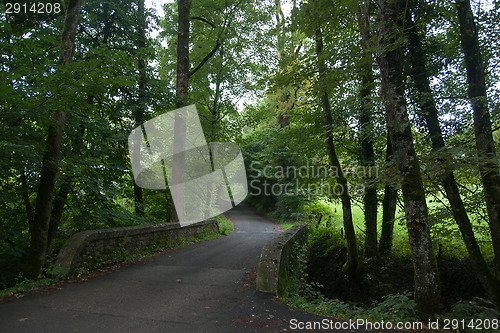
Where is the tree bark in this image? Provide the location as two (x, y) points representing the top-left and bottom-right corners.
(407, 12), (500, 310)
(456, 0), (500, 270)
(47, 121), (86, 247)
(48, 173), (72, 246)
(208, 49), (224, 142)
(275, 0), (289, 128)
(315, 28), (359, 277)
(176, 0), (192, 104)
(375, 0), (440, 315)
(133, 0), (147, 218)
(20, 168), (34, 229)
(379, 135), (398, 255)
(357, 8), (378, 258)
(171, 0), (192, 222)
(274, 0), (300, 128)
(24, 0), (83, 279)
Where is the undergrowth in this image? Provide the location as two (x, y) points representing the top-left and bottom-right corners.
(215, 214), (234, 235)
(282, 224), (498, 332)
(0, 215), (233, 299)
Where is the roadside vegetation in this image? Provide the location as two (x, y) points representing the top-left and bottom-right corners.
(0, 215), (233, 299)
(279, 206), (497, 331)
(249, 189), (498, 328)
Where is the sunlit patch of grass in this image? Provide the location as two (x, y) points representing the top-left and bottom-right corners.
(280, 221), (296, 230)
(215, 214), (234, 235)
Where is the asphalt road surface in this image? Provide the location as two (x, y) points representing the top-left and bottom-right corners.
(0, 203), (382, 333)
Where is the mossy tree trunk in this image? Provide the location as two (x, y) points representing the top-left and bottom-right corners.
(315, 27), (359, 277)
(407, 10), (500, 311)
(357, 6), (378, 258)
(379, 135), (398, 255)
(375, 0), (440, 316)
(456, 0), (500, 270)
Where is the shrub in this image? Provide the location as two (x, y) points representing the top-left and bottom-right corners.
(215, 214), (234, 236)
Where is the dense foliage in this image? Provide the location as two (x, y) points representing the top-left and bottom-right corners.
(2, 0), (500, 322)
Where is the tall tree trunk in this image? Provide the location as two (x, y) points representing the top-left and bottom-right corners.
(24, 0), (83, 279)
(275, 0), (289, 128)
(20, 168), (34, 229)
(176, 0), (191, 103)
(357, 8), (378, 258)
(375, 0), (440, 315)
(171, 0), (192, 222)
(379, 135), (398, 254)
(274, 0), (302, 128)
(315, 28), (359, 277)
(48, 173), (72, 246)
(133, 0), (147, 218)
(407, 12), (500, 310)
(208, 51), (223, 142)
(456, 0), (500, 270)
(47, 121), (86, 247)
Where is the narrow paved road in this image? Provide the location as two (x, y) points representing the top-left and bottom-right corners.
(0, 203), (374, 332)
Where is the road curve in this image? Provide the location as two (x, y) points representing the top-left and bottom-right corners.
(0, 203), (372, 332)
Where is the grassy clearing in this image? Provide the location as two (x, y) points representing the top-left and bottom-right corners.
(264, 193), (493, 263)
(297, 196), (494, 262)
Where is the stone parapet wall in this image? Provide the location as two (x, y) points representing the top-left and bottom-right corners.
(55, 220), (219, 276)
(256, 223), (308, 297)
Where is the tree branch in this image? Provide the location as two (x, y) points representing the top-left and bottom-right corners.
(188, 40), (221, 78)
(188, 0), (242, 79)
(191, 16), (216, 29)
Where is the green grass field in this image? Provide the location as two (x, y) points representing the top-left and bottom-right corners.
(285, 196), (494, 261)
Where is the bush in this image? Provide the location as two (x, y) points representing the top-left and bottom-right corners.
(283, 224), (422, 324)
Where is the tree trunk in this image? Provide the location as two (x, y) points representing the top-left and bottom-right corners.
(176, 0), (191, 103)
(48, 173), (72, 246)
(275, 0), (289, 128)
(134, 184), (144, 217)
(171, 0), (192, 222)
(208, 55), (223, 142)
(133, 0), (147, 218)
(274, 0), (301, 128)
(379, 135), (398, 255)
(456, 0), (500, 270)
(407, 12), (500, 310)
(315, 28), (359, 277)
(375, 0), (440, 315)
(24, 0), (83, 279)
(20, 168), (34, 229)
(47, 121), (86, 247)
(357, 8), (378, 258)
